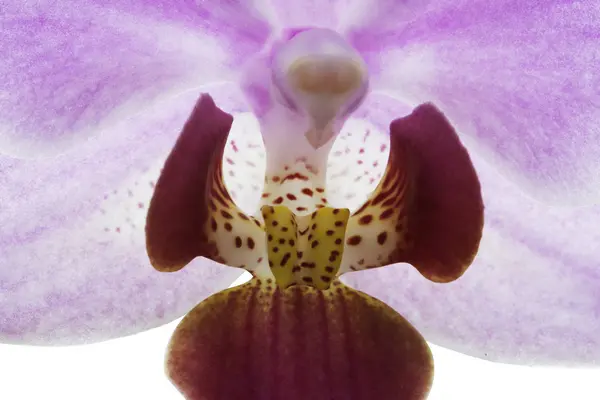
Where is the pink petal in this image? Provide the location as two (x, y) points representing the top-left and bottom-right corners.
(344, 139), (600, 365)
(349, 0), (600, 204)
(0, 0), (270, 158)
(0, 87), (246, 344)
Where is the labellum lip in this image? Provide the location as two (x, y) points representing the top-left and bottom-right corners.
(166, 278), (433, 400)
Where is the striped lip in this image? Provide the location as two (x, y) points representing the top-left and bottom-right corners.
(166, 277), (434, 400)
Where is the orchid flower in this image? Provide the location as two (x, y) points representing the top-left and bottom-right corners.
(1, 0), (599, 398)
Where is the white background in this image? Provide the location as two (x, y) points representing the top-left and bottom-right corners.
(1, 274), (599, 399)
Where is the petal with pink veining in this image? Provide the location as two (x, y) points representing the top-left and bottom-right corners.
(350, 0), (600, 204)
(0, 0), (270, 157)
(0, 88), (249, 345)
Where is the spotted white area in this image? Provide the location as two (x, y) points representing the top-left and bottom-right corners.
(220, 112), (390, 219)
(326, 117), (390, 212)
(90, 163), (163, 246)
(221, 112), (266, 217)
(259, 162), (329, 216)
(203, 156), (268, 272)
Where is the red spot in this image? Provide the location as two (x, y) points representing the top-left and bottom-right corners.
(231, 140), (239, 152)
(347, 236), (362, 246)
(358, 215), (373, 225)
(138, 202), (144, 209)
(282, 173), (309, 183)
(377, 231), (388, 245)
(115, 227), (121, 233)
(359, 148), (365, 154)
(226, 158), (235, 165)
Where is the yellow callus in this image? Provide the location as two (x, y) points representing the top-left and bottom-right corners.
(261, 205), (350, 289)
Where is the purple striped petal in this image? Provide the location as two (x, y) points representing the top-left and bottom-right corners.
(0, 0), (270, 158)
(348, 0), (600, 204)
(0, 86), (247, 344)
